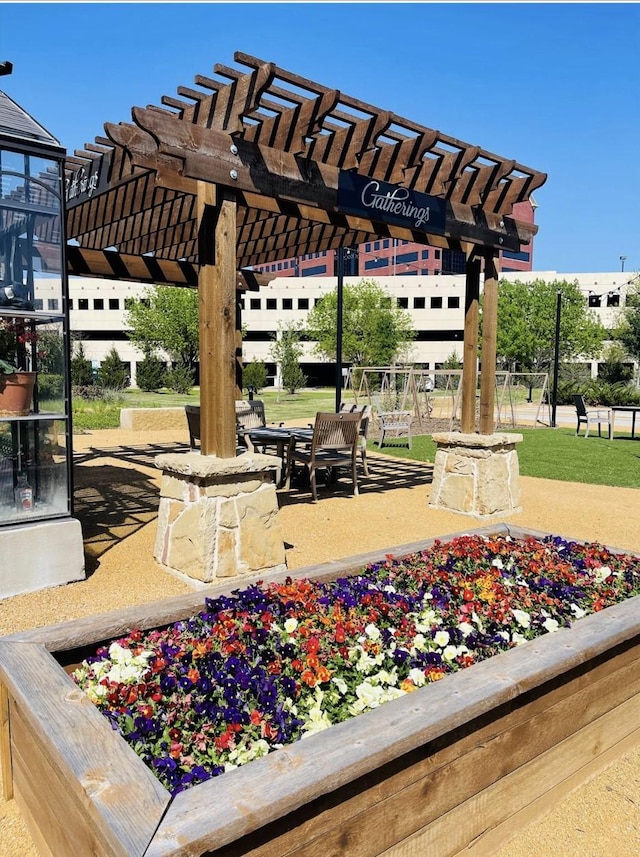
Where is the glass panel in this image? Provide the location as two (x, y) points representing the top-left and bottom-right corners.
(0, 417), (69, 523)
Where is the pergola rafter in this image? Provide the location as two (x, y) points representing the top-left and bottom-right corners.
(62, 50), (546, 456)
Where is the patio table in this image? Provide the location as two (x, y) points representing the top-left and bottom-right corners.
(246, 426), (314, 486)
(609, 405), (640, 440)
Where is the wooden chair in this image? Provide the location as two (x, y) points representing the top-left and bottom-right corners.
(185, 405), (201, 450)
(573, 394), (611, 438)
(339, 402), (372, 476)
(286, 411), (362, 502)
(235, 400), (267, 450)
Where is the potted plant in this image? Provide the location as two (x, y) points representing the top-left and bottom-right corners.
(0, 318), (37, 415)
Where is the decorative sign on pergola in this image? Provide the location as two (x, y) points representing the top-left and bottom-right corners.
(64, 51), (546, 457)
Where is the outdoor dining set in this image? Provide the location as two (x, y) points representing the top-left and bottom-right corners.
(185, 400), (374, 502)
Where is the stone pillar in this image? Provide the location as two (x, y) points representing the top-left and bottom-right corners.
(154, 452), (286, 584)
(429, 432), (523, 518)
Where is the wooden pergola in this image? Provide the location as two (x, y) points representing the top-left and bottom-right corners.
(64, 51), (546, 457)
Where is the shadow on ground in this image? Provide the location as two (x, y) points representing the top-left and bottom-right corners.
(73, 442), (434, 566)
(73, 442), (190, 574)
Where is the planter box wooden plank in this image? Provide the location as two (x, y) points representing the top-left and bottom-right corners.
(1, 524), (639, 857)
(0, 640), (169, 857)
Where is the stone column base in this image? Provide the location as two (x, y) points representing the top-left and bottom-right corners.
(429, 432), (523, 519)
(154, 452), (287, 584)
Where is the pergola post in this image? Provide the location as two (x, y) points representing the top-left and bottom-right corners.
(461, 255), (481, 433)
(479, 248), (499, 435)
(197, 182), (237, 458)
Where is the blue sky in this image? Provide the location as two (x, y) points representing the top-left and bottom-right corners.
(1, 2), (638, 275)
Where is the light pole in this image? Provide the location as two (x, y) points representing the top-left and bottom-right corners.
(620, 255), (627, 272)
(551, 290), (562, 428)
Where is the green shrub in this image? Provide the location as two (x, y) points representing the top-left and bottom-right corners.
(136, 354), (167, 392)
(98, 347), (129, 390)
(165, 365), (194, 394)
(70, 341), (94, 387)
(242, 359), (267, 392)
(37, 373), (64, 400)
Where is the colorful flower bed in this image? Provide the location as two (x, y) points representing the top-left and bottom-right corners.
(73, 533), (640, 795)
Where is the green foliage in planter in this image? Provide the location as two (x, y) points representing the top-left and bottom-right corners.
(556, 378), (640, 407)
(135, 353), (167, 392)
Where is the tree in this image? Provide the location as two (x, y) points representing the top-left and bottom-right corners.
(125, 286), (200, 373)
(616, 277), (640, 382)
(97, 346), (129, 390)
(306, 279), (415, 368)
(135, 352), (167, 392)
(270, 322), (307, 394)
(70, 340), (94, 387)
(242, 358), (267, 392)
(489, 278), (607, 373)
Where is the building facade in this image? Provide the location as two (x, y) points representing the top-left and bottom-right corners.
(40, 268), (636, 388)
(251, 201), (537, 280)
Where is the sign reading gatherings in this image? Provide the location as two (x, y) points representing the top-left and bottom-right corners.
(65, 152), (111, 207)
(337, 172), (446, 234)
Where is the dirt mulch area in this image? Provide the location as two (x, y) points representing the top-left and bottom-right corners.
(0, 427), (639, 856)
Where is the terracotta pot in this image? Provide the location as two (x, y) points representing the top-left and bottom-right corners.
(0, 371), (36, 416)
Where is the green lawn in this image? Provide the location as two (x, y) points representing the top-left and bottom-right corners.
(71, 387), (640, 490)
(370, 428), (640, 489)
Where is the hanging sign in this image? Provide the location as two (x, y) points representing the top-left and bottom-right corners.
(337, 171), (446, 234)
(65, 152), (112, 207)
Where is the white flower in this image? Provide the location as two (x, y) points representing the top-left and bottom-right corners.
(433, 630), (450, 648)
(492, 557), (504, 570)
(512, 609), (531, 629)
(512, 631), (528, 646)
(365, 623), (381, 641)
(594, 566), (612, 583)
(284, 617), (298, 634)
(543, 617), (560, 633)
(442, 645), (458, 662)
(408, 667), (426, 687)
(570, 603), (587, 619)
(332, 676), (348, 695)
(355, 680), (385, 708)
(411, 633), (428, 652)
(457, 621), (474, 638)
(301, 705), (332, 737)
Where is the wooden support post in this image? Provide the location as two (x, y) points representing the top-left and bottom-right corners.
(197, 182), (237, 458)
(479, 249), (499, 435)
(461, 255), (481, 434)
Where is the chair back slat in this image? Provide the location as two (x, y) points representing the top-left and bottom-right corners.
(313, 412), (362, 451)
(235, 400), (266, 431)
(573, 395), (588, 417)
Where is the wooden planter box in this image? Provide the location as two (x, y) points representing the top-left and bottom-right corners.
(1, 524), (640, 857)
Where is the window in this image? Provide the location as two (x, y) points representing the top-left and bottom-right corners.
(382, 239), (389, 249)
(282, 298), (293, 310)
(430, 296), (443, 309)
(109, 298), (119, 310)
(501, 250), (531, 262)
(302, 264), (327, 276)
(124, 297), (134, 310)
(397, 297), (409, 309)
(588, 294), (601, 308)
(250, 298), (261, 310)
(33, 299), (43, 310)
(314, 297), (322, 306)
(298, 298), (309, 310)
(421, 249), (429, 260)
(373, 240), (380, 251)
(266, 298), (277, 310)
(448, 296), (460, 309)
(607, 293), (620, 307)
(413, 297), (426, 309)
(434, 250), (441, 260)
(93, 298), (104, 310)
(78, 298), (89, 310)
(47, 298), (59, 311)
(277, 263), (282, 271)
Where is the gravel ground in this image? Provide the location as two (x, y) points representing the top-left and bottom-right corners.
(0, 426), (639, 856)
